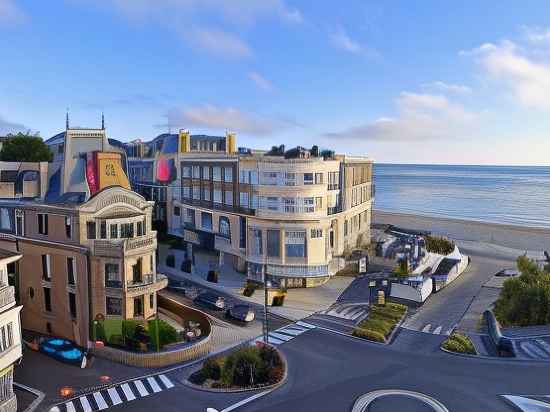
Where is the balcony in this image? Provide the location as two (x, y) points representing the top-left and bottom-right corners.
(214, 235), (234, 254)
(0, 286), (15, 310)
(92, 233), (157, 258)
(125, 273), (168, 298)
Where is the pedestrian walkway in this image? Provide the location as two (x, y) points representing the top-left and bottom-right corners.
(252, 321), (316, 346)
(513, 337), (550, 360)
(501, 394), (550, 411)
(317, 303), (369, 322)
(402, 323), (456, 336)
(49, 373), (175, 412)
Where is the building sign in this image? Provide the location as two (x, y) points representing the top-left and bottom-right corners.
(86, 152), (130, 194)
(359, 256), (368, 274)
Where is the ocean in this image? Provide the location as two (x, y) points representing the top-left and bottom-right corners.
(374, 164), (550, 229)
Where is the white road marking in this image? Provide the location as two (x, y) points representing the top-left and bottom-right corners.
(133, 380), (149, 397)
(219, 390), (272, 412)
(276, 327), (304, 336)
(296, 321), (316, 329)
(159, 374), (174, 389)
(79, 396), (92, 412)
(433, 326), (443, 335)
(107, 387), (123, 405)
(268, 331), (293, 341)
(267, 335), (284, 345)
(65, 401), (76, 412)
(422, 324), (432, 333)
(120, 383), (136, 401)
(93, 391), (109, 410)
(502, 395), (550, 411)
(147, 377), (162, 393)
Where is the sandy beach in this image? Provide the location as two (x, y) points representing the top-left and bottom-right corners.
(374, 209), (550, 254)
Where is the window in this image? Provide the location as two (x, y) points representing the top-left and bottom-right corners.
(100, 221), (107, 239)
(250, 170), (259, 185)
(303, 197), (315, 213)
(224, 190), (233, 206)
(311, 229), (323, 238)
(106, 297), (122, 315)
(38, 213), (48, 235)
(266, 197), (279, 211)
(285, 172), (296, 186)
(203, 186), (211, 201)
(41, 254), (50, 280)
(182, 184), (191, 198)
(251, 193), (259, 209)
(65, 216), (71, 238)
(193, 185), (200, 200)
(15, 210), (23, 236)
(315, 173), (324, 184)
(174, 206), (180, 216)
(67, 257), (76, 285)
(224, 167), (233, 182)
(283, 197), (295, 213)
(239, 170), (249, 184)
(150, 294), (154, 309)
(121, 223), (134, 238)
(262, 171), (279, 185)
(134, 296), (144, 317)
(68, 293), (77, 318)
(344, 220), (348, 236)
(213, 188), (222, 204)
(213, 166), (221, 181)
(192, 165), (200, 178)
(285, 231), (306, 257)
(202, 166), (210, 180)
(219, 216), (231, 238)
(110, 224), (118, 238)
(137, 220), (143, 236)
(201, 212), (212, 230)
(105, 263), (121, 287)
(251, 229), (263, 255)
(239, 216), (246, 249)
(87, 221), (96, 239)
(43, 287), (52, 312)
(239, 192), (249, 207)
(267, 230), (280, 257)
(328, 172), (340, 190)
(315, 197), (323, 211)
(186, 209), (195, 228)
(182, 166), (191, 178)
(58, 144), (64, 154)
(303, 173), (313, 185)
(0, 323), (13, 353)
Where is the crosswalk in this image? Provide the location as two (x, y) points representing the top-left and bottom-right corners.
(317, 304), (369, 323)
(515, 338), (550, 360)
(49, 373), (175, 412)
(253, 321), (316, 346)
(414, 323), (455, 336)
(501, 395), (550, 410)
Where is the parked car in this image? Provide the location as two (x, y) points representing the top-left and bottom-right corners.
(194, 292), (225, 310)
(495, 269), (519, 277)
(226, 304), (255, 323)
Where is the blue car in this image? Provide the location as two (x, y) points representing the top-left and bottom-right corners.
(39, 338), (88, 368)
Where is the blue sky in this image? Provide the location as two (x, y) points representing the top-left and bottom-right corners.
(2, 0), (550, 165)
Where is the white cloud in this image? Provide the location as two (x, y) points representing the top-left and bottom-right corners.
(248, 71), (273, 91)
(422, 81), (472, 95)
(522, 26), (550, 44)
(323, 92), (477, 142)
(464, 39), (550, 110)
(0, 0), (27, 26)
(165, 105), (288, 136)
(330, 27), (363, 54)
(186, 28), (251, 58)
(0, 114), (27, 135)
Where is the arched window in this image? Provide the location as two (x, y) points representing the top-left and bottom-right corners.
(219, 216), (231, 238)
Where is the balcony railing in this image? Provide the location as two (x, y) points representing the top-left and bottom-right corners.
(0, 285), (15, 309)
(93, 233), (157, 257)
(105, 279), (123, 288)
(127, 273), (154, 288)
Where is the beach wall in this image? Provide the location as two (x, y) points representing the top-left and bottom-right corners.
(374, 210), (550, 252)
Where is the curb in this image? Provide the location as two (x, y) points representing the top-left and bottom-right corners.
(182, 344), (288, 394)
(14, 382), (45, 412)
(438, 345), (550, 363)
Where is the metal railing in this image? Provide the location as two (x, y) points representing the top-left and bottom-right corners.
(127, 273), (155, 288)
(0, 285), (15, 309)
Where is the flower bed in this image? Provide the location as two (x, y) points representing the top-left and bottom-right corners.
(352, 303), (407, 343)
(442, 332), (477, 355)
(189, 344), (285, 390)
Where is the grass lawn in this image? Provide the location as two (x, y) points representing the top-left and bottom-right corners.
(352, 303), (407, 343)
(441, 332), (477, 355)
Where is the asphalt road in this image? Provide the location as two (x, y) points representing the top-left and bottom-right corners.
(96, 327), (550, 412)
(402, 241), (517, 336)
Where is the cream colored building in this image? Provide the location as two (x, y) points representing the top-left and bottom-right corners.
(125, 131), (374, 288)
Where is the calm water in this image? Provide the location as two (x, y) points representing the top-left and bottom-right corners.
(374, 164), (550, 228)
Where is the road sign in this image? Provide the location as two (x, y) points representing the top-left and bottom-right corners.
(359, 256), (368, 273)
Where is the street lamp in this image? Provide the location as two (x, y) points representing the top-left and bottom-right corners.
(263, 264), (272, 344)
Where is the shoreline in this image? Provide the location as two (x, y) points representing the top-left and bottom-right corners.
(373, 209), (550, 253)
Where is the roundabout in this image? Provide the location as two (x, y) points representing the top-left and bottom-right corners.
(352, 389), (449, 412)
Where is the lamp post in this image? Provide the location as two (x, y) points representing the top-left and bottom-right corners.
(263, 263), (271, 344)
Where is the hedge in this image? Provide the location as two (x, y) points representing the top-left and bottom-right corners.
(352, 303), (407, 343)
(442, 332), (477, 355)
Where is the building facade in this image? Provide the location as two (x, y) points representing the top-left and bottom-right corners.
(0, 122), (166, 350)
(124, 130), (374, 288)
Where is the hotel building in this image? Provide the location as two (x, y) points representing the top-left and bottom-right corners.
(124, 131), (374, 288)
(0, 121), (166, 350)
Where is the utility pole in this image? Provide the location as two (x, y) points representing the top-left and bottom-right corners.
(263, 262), (269, 344)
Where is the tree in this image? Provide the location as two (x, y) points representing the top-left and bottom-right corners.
(0, 133), (53, 162)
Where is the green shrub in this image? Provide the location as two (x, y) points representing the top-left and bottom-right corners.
(442, 333), (476, 354)
(122, 320), (142, 340)
(352, 328), (385, 342)
(202, 357), (222, 380)
(189, 370), (206, 385)
(425, 235), (455, 255)
(148, 319), (179, 349)
(221, 347), (265, 387)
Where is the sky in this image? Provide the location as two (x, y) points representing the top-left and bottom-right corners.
(2, 1), (550, 165)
